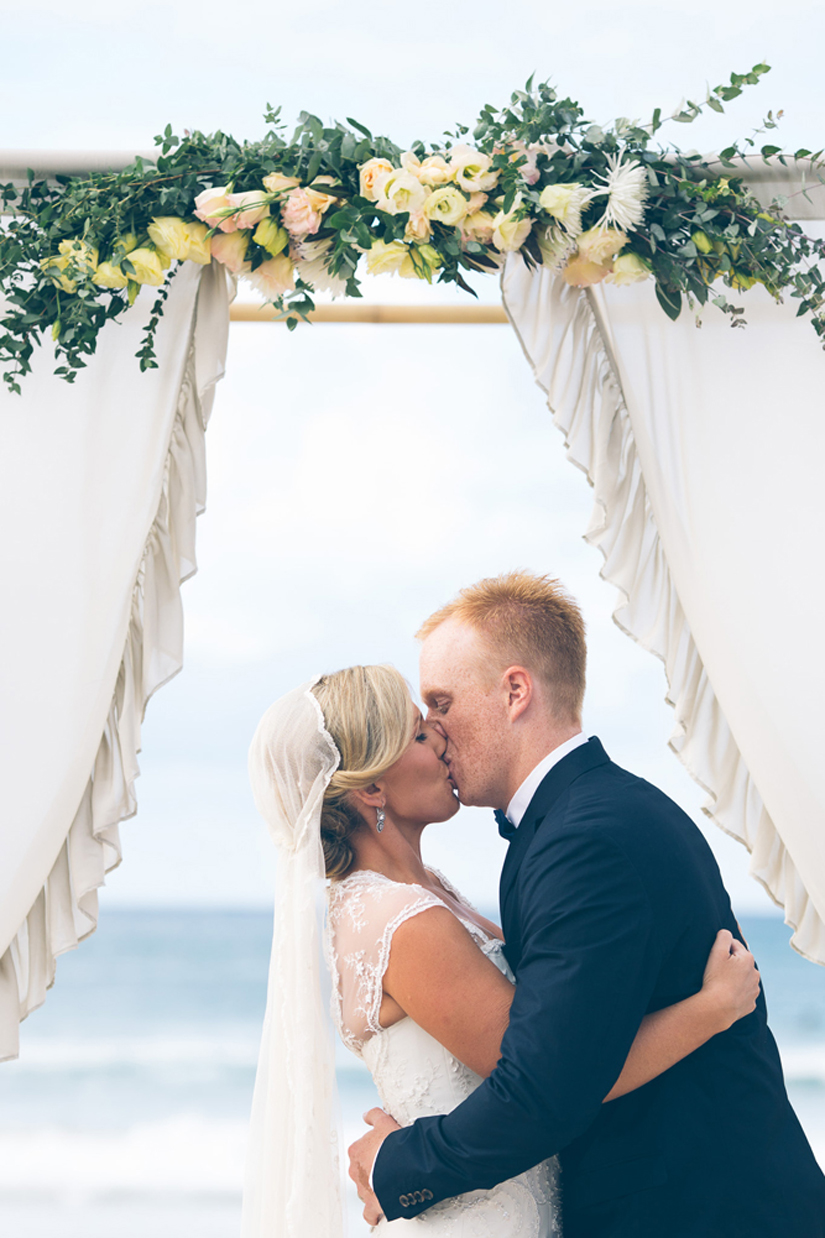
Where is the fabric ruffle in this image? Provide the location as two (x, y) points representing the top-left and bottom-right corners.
(0, 264), (231, 1061)
(501, 259), (824, 965)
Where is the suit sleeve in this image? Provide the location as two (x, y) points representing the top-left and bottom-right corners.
(372, 828), (659, 1221)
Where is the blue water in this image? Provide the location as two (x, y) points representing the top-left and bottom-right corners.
(0, 910), (822, 1237)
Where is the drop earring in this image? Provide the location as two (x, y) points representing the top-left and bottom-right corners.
(376, 806), (386, 834)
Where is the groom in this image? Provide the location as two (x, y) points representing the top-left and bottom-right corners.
(349, 571), (825, 1236)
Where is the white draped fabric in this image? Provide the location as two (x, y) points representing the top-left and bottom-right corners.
(502, 203), (825, 965)
(0, 261), (232, 1059)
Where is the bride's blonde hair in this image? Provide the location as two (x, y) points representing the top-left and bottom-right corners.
(311, 665), (418, 880)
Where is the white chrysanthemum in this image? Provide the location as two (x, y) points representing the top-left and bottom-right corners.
(295, 256), (349, 298)
(595, 152), (649, 231)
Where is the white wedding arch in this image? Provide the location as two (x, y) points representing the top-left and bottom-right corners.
(0, 153), (823, 1060)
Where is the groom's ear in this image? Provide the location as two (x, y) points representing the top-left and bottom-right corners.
(502, 666), (533, 721)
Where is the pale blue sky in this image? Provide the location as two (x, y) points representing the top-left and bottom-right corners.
(5, 0), (822, 913)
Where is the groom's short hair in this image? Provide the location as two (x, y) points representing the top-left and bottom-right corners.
(417, 570), (586, 722)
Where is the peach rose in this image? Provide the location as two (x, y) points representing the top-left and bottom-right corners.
(576, 226), (627, 267)
(281, 188), (323, 238)
(262, 172), (301, 194)
(193, 186), (238, 233)
(404, 211), (433, 243)
(359, 157), (394, 201)
(243, 253), (295, 298)
(561, 256), (612, 287)
(304, 175), (338, 215)
(211, 230), (250, 273)
(226, 191), (270, 230)
(461, 210), (497, 245)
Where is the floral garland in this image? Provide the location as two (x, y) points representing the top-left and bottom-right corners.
(1, 64), (823, 392)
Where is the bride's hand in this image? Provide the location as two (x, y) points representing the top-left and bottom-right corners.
(700, 929), (761, 1032)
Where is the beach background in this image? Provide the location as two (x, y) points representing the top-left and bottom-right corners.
(0, 907), (822, 1238)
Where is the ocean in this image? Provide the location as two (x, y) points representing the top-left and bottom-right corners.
(1, 910), (822, 1237)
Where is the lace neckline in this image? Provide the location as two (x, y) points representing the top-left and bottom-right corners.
(334, 866), (497, 945)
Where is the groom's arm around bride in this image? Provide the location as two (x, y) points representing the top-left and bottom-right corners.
(353, 572), (825, 1238)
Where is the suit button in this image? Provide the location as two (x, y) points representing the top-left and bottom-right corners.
(399, 1194), (410, 1207)
(422, 1189), (433, 1201)
(413, 1190), (423, 1203)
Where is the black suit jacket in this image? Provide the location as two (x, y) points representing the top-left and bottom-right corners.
(373, 739), (825, 1236)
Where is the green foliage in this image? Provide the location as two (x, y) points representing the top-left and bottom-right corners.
(1, 63), (824, 392)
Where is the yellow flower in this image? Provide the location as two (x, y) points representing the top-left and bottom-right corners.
(183, 221), (212, 265)
(399, 243), (442, 281)
(253, 217), (289, 257)
(365, 239), (409, 276)
(423, 185), (469, 227)
(147, 217), (191, 260)
(41, 239), (99, 292)
(93, 261), (129, 289)
(606, 252), (651, 285)
(123, 247), (165, 286)
(691, 230), (713, 255)
(561, 256), (612, 287)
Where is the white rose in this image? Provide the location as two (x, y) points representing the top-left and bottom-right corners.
(491, 197), (532, 252)
(374, 169), (428, 216)
(448, 143), (499, 192)
(418, 155), (452, 186)
(423, 185), (469, 227)
(538, 183), (592, 237)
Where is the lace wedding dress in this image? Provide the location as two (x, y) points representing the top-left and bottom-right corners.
(326, 868), (562, 1236)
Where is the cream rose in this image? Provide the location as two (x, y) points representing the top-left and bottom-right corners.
(538, 183), (592, 238)
(253, 217), (289, 257)
(211, 230), (250, 273)
(607, 251), (651, 285)
(404, 211), (433, 243)
(365, 239), (409, 276)
(418, 155), (452, 186)
(423, 185), (469, 227)
(262, 172), (301, 194)
(359, 157), (394, 201)
(491, 198), (532, 252)
(374, 169), (428, 216)
(576, 226), (627, 266)
(243, 253), (295, 298)
(461, 210), (497, 245)
(448, 144), (499, 193)
(123, 247), (165, 286)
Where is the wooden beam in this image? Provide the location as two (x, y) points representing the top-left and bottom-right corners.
(229, 302), (509, 324)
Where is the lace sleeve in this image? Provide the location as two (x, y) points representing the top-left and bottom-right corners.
(326, 871), (446, 1055)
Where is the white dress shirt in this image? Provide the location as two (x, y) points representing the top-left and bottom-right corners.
(504, 732), (589, 827)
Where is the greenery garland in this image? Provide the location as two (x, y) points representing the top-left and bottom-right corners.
(1, 64), (823, 393)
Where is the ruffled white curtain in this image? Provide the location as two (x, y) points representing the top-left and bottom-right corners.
(0, 260), (232, 1060)
(502, 175), (825, 964)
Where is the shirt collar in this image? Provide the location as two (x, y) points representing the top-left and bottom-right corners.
(505, 733), (589, 828)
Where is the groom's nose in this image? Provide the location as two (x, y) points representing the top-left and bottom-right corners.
(428, 717), (448, 742)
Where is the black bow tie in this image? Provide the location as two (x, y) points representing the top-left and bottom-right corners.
(495, 809), (516, 839)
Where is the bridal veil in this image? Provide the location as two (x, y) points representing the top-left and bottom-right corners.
(243, 678), (344, 1238)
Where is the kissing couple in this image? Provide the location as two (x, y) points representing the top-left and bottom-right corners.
(244, 571), (825, 1237)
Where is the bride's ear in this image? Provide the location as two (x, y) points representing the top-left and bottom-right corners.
(350, 782), (384, 811)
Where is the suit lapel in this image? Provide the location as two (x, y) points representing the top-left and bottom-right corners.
(499, 738), (610, 946)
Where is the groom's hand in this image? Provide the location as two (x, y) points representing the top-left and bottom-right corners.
(348, 1107), (401, 1226)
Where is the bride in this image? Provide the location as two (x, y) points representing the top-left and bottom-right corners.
(241, 665), (760, 1237)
